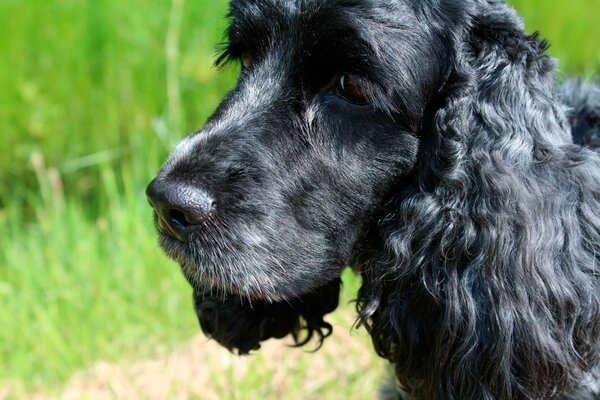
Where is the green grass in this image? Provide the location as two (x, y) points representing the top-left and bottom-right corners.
(0, 0), (237, 391)
(0, 0), (237, 203)
(0, 0), (599, 396)
(0, 155), (195, 390)
(509, 0), (600, 76)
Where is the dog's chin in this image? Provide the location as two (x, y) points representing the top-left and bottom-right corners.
(157, 230), (315, 302)
(181, 267), (279, 302)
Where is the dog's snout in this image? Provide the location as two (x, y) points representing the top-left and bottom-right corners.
(146, 178), (215, 241)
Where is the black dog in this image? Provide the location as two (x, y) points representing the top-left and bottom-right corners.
(147, 0), (600, 398)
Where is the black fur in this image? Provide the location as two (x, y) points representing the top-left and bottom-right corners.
(148, 0), (600, 398)
(194, 278), (340, 354)
(559, 80), (600, 148)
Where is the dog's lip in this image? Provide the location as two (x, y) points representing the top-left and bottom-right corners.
(153, 210), (206, 242)
(156, 216), (179, 238)
(151, 211), (182, 242)
(157, 226), (188, 247)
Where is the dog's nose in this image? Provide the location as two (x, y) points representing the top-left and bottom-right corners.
(146, 178), (215, 241)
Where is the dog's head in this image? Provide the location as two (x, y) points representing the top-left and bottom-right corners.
(147, 0), (469, 301)
(147, 1), (600, 397)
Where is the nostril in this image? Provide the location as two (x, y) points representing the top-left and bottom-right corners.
(169, 209), (193, 228)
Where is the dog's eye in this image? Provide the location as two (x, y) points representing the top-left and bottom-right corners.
(241, 52), (252, 69)
(337, 74), (368, 105)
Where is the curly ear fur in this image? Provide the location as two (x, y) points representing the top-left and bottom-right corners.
(356, 5), (600, 400)
(194, 278), (341, 355)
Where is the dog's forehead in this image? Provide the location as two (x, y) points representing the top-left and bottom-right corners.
(228, 0), (410, 21)
(226, 0), (423, 51)
(270, 0), (404, 12)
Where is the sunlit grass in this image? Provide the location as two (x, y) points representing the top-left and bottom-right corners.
(509, 0), (600, 77)
(0, 0), (236, 387)
(0, 153), (196, 390)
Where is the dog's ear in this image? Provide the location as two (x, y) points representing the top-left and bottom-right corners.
(356, 8), (600, 399)
(194, 278), (341, 354)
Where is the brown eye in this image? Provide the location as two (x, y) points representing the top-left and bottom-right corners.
(241, 52), (252, 69)
(338, 73), (368, 104)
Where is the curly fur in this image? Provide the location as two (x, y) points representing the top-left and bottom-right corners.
(194, 278), (340, 354)
(148, 0), (600, 398)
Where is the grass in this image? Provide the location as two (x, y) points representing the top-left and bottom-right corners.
(1, 163), (187, 385)
(0, 0), (236, 392)
(509, 0), (600, 76)
(0, 0), (599, 397)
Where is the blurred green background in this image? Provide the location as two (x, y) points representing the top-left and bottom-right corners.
(0, 0), (598, 398)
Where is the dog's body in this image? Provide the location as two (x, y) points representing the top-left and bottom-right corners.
(147, 1), (600, 398)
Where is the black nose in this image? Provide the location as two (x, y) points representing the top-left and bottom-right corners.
(146, 178), (215, 241)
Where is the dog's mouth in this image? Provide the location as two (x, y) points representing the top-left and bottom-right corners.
(153, 216), (296, 302)
(155, 225), (239, 294)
